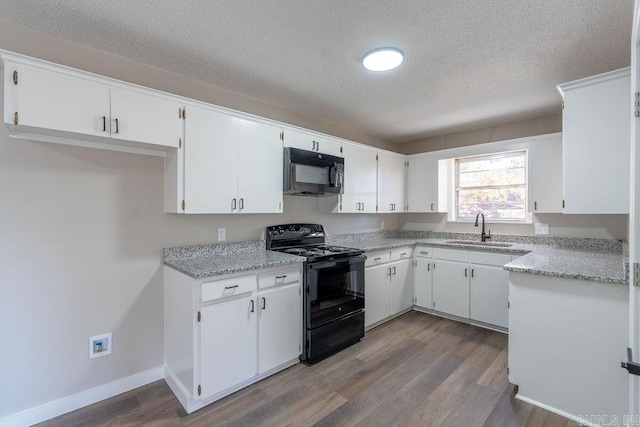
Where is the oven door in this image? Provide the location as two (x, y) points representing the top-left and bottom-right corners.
(306, 255), (365, 329)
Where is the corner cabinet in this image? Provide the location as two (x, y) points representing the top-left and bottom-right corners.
(164, 264), (302, 414)
(3, 52), (181, 156)
(164, 104), (283, 214)
(557, 68), (631, 214)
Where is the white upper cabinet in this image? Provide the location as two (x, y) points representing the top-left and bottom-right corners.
(377, 152), (406, 213)
(406, 153), (440, 212)
(319, 143), (377, 213)
(237, 118), (283, 214)
(282, 128), (342, 156)
(3, 53), (181, 155)
(109, 86), (181, 148)
(166, 105), (283, 214)
(180, 104), (239, 214)
(557, 68), (631, 214)
(528, 133), (563, 214)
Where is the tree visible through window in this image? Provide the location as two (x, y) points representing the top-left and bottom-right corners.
(455, 151), (527, 221)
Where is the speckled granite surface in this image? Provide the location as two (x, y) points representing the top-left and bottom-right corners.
(327, 231), (628, 285)
(163, 241), (305, 279)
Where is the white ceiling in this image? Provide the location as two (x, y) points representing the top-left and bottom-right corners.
(0, 0), (633, 143)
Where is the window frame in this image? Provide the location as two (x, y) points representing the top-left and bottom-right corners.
(453, 149), (529, 223)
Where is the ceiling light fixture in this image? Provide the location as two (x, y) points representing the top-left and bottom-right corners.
(362, 47), (404, 72)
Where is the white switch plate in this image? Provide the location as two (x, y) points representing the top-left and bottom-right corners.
(218, 228), (226, 241)
(380, 221), (385, 230)
(534, 223), (549, 235)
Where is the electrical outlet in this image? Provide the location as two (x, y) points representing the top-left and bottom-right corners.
(534, 223), (549, 235)
(380, 221), (385, 230)
(218, 228), (226, 241)
(89, 333), (112, 359)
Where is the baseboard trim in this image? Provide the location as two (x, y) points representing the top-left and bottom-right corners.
(0, 367), (164, 427)
(515, 393), (598, 427)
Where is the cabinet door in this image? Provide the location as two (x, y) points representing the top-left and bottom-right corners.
(183, 105), (239, 213)
(391, 259), (413, 315)
(469, 265), (509, 328)
(432, 260), (469, 318)
(282, 128), (342, 156)
(528, 135), (563, 213)
(414, 257), (433, 309)
(378, 153), (406, 213)
(258, 283), (301, 374)
(200, 295), (257, 399)
(365, 264), (391, 327)
(9, 63), (110, 137)
(110, 87), (180, 147)
(407, 154), (438, 212)
(560, 70), (630, 214)
(237, 119), (284, 213)
(341, 144), (377, 213)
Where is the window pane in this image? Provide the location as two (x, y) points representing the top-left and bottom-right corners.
(458, 168), (525, 187)
(455, 150), (527, 222)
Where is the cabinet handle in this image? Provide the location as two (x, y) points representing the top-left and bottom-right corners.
(312, 141), (316, 151)
(261, 297), (266, 310)
(427, 263), (431, 271)
(392, 266), (396, 275)
(471, 269), (475, 278)
(430, 203), (434, 211)
(420, 251), (429, 255)
(374, 257), (382, 261)
(102, 116), (106, 132)
(114, 118), (119, 134)
(239, 198), (244, 210)
(534, 201), (538, 211)
(465, 268), (468, 277)
(387, 267), (391, 276)
(400, 252), (407, 256)
(250, 300), (255, 313)
(275, 275), (287, 280)
(433, 263), (436, 270)
(224, 285), (239, 290)
(316, 141), (320, 152)
(232, 198), (237, 210)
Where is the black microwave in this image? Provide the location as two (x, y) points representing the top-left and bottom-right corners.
(283, 147), (344, 196)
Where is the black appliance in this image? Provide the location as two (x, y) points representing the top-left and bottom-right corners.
(283, 147), (344, 196)
(266, 223), (365, 364)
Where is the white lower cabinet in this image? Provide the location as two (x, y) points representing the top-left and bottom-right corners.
(426, 248), (512, 329)
(364, 247), (413, 328)
(164, 264), (302, 414)
(413, 247), (433, 309)
(258, 282), (302, 374)
(433, 258), (470, 318)
(200, 294), (257, 399)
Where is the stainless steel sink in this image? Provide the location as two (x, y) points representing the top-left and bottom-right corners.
(446, 240), (514, 248)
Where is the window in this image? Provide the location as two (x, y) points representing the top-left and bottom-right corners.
(455, 150), (527, 221)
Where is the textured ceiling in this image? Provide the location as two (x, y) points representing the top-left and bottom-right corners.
(0, 0), (633, 142)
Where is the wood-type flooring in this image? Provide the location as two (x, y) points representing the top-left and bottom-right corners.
(39, 311), (578, 427)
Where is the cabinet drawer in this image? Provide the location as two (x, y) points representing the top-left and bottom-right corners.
(202, 274), (256, 302)
(433, 248), (468, 262)
(415, 247), (433, 258)
(259, 267), (301, 289)
(391, 247), (413, 261)
(468, 251), (512, 267)
(366, 250), (391, 267)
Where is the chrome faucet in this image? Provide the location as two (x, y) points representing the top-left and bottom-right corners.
(474, 213), (491, 242)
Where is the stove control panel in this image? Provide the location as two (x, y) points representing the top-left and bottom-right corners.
(267, 223), (325, 240)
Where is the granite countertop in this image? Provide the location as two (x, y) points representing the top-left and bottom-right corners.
(164, 232), (628, 284)
(327, 231), (628, 285)
(163, 240), (305, 279)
